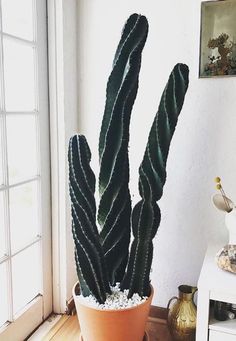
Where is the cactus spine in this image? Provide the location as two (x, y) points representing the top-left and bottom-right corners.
(121, 64), (189, 297)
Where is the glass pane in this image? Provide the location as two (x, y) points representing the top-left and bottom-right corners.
(2, 0), (34, 41)
(12, 243), (41, 315)
(0, 262), (8, 327)
(0, 125), (3, 185)
(7, 115), (38, 184)
(3, 38), (36, 111)
(9, 182), (39, 253)
(0, 192), (6, 258)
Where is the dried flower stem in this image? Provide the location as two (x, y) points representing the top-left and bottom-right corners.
(215, 177), (231, 212)
(221, 188), (231, 212)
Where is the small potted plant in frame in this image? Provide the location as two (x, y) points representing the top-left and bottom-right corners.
(68, 13), (189, 341)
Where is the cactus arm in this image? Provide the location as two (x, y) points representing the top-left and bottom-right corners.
(69, 134), (97, 233)
(97, 14), (148, 284)
(100, 190), (131, 283)
(139, 63), (189, 201)
(71, 203), (107, 303)
(99, 14), (147, 160)
(121, 198), (160, 296)
(98, 15), (148, 192)
(112, 14), (141, 67)
(69, 135), (111, 303)
(121, 63), (189, 297)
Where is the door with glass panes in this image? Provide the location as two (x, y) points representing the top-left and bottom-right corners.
(0, 0), (52, 339)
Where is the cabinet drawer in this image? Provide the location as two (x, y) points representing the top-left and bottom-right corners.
(209, 330), (236, 341)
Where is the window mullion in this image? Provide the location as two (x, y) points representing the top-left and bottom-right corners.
(0, 111), (39, 115)
(1, 32), (36, 47)
(0, 175), (41, 192)
(0, 0), (13, 323)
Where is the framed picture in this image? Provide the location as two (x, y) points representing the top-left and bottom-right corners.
(200, 0), (236, 77)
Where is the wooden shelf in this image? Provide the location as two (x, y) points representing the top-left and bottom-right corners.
(209, 317), (236, 334)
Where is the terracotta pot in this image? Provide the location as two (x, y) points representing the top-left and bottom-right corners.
(73, 282), (153, 341)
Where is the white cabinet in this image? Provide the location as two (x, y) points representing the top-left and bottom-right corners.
(196, 244), (236, 341)
(209, 330), (236, 341)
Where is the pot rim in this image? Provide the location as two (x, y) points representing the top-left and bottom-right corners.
(72, 281), (154, 313)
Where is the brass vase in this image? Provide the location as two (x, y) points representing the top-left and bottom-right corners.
(167, 285), (197, 341)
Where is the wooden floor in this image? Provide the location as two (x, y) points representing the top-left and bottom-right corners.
(42, 314), (172, 341)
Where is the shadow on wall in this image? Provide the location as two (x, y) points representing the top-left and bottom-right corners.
(152, 77), (230, 307)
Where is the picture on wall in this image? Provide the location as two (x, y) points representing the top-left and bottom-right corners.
(200, 0), (236, 77)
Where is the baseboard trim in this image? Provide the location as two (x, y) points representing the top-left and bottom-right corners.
(66, 296), (76, 315)
(149, 305), (168, 320)
(35, 304), (169, 340)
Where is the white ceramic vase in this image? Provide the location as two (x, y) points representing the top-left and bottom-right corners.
(212, 194), (236, 273)
(212, 193), (236, 244)
(225, 208), (236, 245)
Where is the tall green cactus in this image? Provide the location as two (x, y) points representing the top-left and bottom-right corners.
(98, 14), (148, 284)
(121, 64), (189, 297)
(68, 13), (189, 305)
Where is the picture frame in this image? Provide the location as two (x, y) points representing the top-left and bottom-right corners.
(199, 0), (236, 78)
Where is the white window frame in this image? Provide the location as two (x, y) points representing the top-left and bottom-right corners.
(47, 0), (78, 314)
(0, 0), (52, 339)
(0, 1), (78, 338)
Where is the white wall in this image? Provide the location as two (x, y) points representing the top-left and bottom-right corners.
(76, 0), (236, 307)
